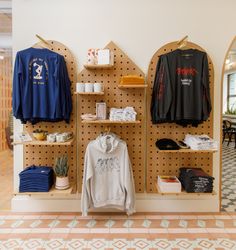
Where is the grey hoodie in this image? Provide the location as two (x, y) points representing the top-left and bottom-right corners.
(81, 133), (135, 216)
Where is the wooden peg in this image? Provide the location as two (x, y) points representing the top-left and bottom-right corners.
(177, 35), (188, 45)
(35, 34), (50, 46)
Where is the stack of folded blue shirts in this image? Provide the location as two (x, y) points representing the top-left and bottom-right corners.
(19, 165), (54, 192)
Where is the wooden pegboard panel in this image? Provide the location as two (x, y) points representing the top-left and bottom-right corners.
(146, 41), (214, 193)
(0, 53), (12, 151)
(24, 41), (77, 189)
(77, 41), (145, 193)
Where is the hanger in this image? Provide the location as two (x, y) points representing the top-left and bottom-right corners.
(101, 126), (111, 136)
(177, 35), (194, 50)
(32, 34), (52, 49)
(104, 126), (111, 135)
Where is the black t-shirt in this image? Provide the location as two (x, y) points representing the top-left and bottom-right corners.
(151, 49), (211, 127)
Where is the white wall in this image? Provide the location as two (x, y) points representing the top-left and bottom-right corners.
(12, 0), (236, 212)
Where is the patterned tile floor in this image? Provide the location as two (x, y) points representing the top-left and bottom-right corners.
(0, 212), (236, 249)
(222, 142), (236, 212)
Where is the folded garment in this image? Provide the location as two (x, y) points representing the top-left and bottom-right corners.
(20, 166), (53, 176)
(184, 134), (218, 150)
(109, 107), (137, 121)
(19, 165), (54, 193)
(120, 75), (145, 85)
(179, 167), (214, 193)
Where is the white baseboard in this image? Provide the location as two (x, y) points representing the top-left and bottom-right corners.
(11, 193), (219, 213)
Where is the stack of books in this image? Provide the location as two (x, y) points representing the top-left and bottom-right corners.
(157, 176), (182, 193)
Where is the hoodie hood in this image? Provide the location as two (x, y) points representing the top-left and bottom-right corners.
(96, 133), (121, 153)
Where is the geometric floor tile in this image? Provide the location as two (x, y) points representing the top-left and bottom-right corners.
(154, 239), (171, 249)
(67, 239), (85, 249)
(112, 239), (129, 249)
(222, 143), (236, 212)
(133, 239), (150, 249)
(176, 239), (192, 249)
(198, 239), (214, 249)
(218, 239), (235, 249)
(0, 211), (236, 250)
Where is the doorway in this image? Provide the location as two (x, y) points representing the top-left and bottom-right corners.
(221, 37), (236, 212)
(0, 1), (13, 211)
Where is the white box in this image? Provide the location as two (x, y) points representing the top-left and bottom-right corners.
(157, 176), (182, 193)
(96, 103), (107, 120)
(97, 49), (114, 65)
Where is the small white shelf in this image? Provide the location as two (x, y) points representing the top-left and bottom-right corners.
(156, 184), (216, 196)
(84, 64), (114, 69)
(14, 184), (76, 197)
(156, 149), (217, 153)
(13, 138), (74, 146)
(81, 120), (141, 124)
(118, 84), (147, 89)
(74, 92), (104, 95)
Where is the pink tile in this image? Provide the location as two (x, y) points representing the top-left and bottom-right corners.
(128, 228), (149, 233)
(127, 215), (146, 219)
(225, 228), (236, 234)
(50, 228), (70, 233)
(58, 215), (76, 220)
(110, 228), (129, 233)
(146, 215), (163, 219)
(214, 215), (231, 220)
(70, 228), (90, 233)
(109, 215), (128, 220)
(0, 229), (12, 234)
(206, 228), (227, 233)
(162, 215), (180, 220)
(90, 228), (110, 233)
(30, 228), (51, 233)
(75, 215), (93, 220)
(40, 215), (58, 219)
(187, 228), (208, 233)
(149, 228), (168, 234)
(11, 228), (31, 234)
(179, 215), (197, 220)
(5, 215), (23, 220)
(22, 215), (41, 220)
(168, 228), (188, 233)
(92, 215), (110, 220)
(197, 215), (214, 219)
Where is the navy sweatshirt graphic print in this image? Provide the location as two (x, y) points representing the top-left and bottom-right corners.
(151, 49), (211, 127)
(13, 48), (72, 124)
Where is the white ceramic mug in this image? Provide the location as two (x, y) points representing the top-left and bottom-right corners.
(76, 83), (85, 93)
(94, 83), (102, 92)
(85, 83), (94, 92)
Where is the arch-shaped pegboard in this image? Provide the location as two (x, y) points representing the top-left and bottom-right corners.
(77, 41), (146, 193)
(24, 40), (77, 191)
(146, 41), (214, 193)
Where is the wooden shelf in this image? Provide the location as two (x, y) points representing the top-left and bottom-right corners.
(156, 149), (217, 153)
(14, 184), (75, 197)
(13, 138), (74, 146)
(81, 120), (141, 124)
(156, 184), (216, 196)
(84, 64), (114, 69)
(74, 92), (104, 95)
(118, 84), (147, 89)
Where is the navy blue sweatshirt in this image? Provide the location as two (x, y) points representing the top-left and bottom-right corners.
(151, 49), (211, 127)
(13, 47), (72, 124)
